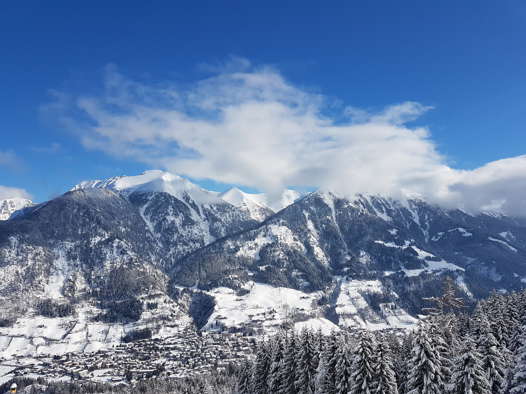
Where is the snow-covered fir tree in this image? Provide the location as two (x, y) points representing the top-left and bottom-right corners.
(278, 332), (298, 394)
(510, 325), (526, 394)
(350, 331), (378, 394)
(237, 363), (252, 394)
(295, 330), (317, 394)
(335, 337), (353, 394)
(253, 341), (271, 394)
(268, 334), (285, 393)
(450, 336), (491, 394)
(315, 333), (339, 394)
(474, 313), (507, 393)
(374, 340), (398, 394)
(406, 323), (447, 394)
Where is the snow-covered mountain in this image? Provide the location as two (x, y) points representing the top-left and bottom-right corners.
(0, 198), (32, 220)
(1, 171), (526, 359)
(219, 187), (301, 221)
(74, 170), (301, 221)
(73, 170), (221, 205)
(174, 191), (526, 329)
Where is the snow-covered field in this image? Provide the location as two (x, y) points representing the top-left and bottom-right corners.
(204, 280), (418, 335)
(335, 278), (417, 330)
(204, 282), (323, 333)
(0, 294), (191, 360)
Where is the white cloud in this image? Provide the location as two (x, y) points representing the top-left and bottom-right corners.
(447, 156), (526, 215)
(345, 102), (433, 125)
(47, 61), (526, 216)
(0, 185), (32, 200)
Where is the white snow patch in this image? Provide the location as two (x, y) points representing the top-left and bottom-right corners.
(204, 283), (321, 333)
(294, 318), (339, 334)
(335, 278), (417, 330)
(500, 231), (516, 242)
(488, 237), (517, 252)
(448, 228), (473, 237)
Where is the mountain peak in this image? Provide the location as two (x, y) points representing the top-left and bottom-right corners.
(0, 197), (33, 220)
(73, 170), (222, 204)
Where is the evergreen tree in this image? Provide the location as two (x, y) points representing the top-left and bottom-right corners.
(315, 333), (339, 394)
(406, 324), (446, 394)
(269, 334), (285, 393)
(295, 330), (317, 394)
(485, 292), (508, 346)
(314, 344), (330, 394)
(391, 333), (412, 394)
(237, 363), (252, 394)
(504, 292), (522, 347)
(253, 341), (271, 394)
(475, 313), (507, 393)
(335, 337), (353, 394)
(279, 332), (298, 394)
(375, 340), (398, 394)
(427, 316), (456, 391)
(510, 326), (526, 393)
(450, 336), (491, 394)
(423, 276), (464, 315)
(350, 331), (378, 394)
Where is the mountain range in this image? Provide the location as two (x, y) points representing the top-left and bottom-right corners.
(0, 170), (525, 358)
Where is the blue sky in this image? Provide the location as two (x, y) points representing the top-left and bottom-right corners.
(1, 1), (526, 210)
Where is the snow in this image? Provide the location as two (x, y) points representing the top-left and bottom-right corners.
(0, 198), (33, 220)
(365, 195), (392, 222)
(220, 188), (271, 221)
(334, 278), (417, 330)
(294, 318), (339, 334)
(73, 170), (221, 205)
(375, 240), (464, 277)
(431, 232), (444, 242)
(74, 171), (301, 217)
(0, 295), (192, 360)
(303, 211), (329, 265)
(374, 240), (410, 248)
(500, 231), (516, 242)
(236, 224), (305, 260)
(448, 227), (473, 237)
(456, 276), (473, 298)
(204, 283), (322, 333)
(488, 236), (518, 252)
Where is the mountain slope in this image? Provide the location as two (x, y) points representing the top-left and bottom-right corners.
(173, 191), (526, 329)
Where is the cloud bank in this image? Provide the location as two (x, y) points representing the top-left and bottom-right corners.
(48, 61), (526, 216)
(0, 185), (31, 200)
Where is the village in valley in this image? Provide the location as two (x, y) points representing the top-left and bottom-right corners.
(0, 329), (256, 386)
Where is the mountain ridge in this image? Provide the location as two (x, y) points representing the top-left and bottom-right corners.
(0, 171), (525, 359)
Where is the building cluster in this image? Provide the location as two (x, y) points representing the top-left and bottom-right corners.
(0, 328), (257, 385)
